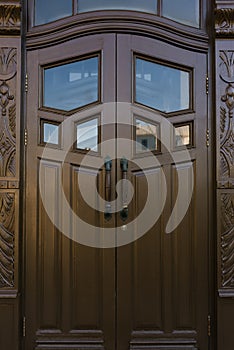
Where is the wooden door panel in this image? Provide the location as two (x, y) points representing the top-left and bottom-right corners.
(38, 162), (62, 331)
(117, 164), (200, 349)
(25, 34), (116, 350)
(116, 34), (209, 350)
(130, 168), (164, 331)
(171, 161), (196, 331)
(37, 160), (66, 334)
(28, 159), (115, 350)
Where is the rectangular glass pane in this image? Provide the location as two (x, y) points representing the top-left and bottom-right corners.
(136, 118), (158, 153)
(43, 122), (59, 145)
(78, 0), (157, 14)
(44, 56), (99, 112)
(162, 0), (199, 28)
(35, 0), (72, 25)
(175, 124), (191, 147)
(135, 58), (190, 113)
(76, 118), (98, 152)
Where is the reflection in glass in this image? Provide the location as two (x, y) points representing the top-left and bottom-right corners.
(135, 58), (190, 113)
(78, 0), (157, 14)
(76, 118), (98, 151)
(135, 118), (158, 153)
(175, 124), (191, 147)
(35, 0), (72, 25)
(44, 56), (99, 111)
(162, 0), (199, 28)
(43, 123), (59, 145)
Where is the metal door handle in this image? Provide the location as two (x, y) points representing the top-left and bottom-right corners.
(104, 156), (112, 221)
(120, 157), (128, 221)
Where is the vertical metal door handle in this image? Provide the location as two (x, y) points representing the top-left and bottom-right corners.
(104, 156), (112, 221)
(120, 157), (128, 221)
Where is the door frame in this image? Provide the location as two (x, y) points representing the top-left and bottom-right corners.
(21, 30), (215, 350)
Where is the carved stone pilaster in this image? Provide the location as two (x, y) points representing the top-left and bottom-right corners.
(0, 47), (17, 178)
(220, 193), (234, 290)
(216, 5), (234, 301)
(0, 192), (15, 288)
(215, 8), (234, 37)
(0, 44), (18, 292)
(218, 50), (234, 188)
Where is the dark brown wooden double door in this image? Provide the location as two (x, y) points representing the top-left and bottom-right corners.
(25, 34), (209, 350)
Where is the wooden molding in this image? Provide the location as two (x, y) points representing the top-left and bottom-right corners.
(26, 11), (209, 52)
(215, 8), (234, 36)
(0, 4), (21, 34)
(218, 288), (234, 297)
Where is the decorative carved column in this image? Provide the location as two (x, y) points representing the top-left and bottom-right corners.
(215, 2), (234, 350)
(215, 2), (234, 296)
(0, 1), (21, 349)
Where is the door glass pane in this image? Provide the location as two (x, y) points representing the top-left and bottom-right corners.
(43, 56), (99, 112)
(135, 118), (159, 153)
(162, 0), (199, 28)
(42, 122), (59, 145)
(76, 118), (98, 152)
(135, 57), (190, 113)
(174, 124), (192, 147)
(78, 0), (157, 14)
(35, 0), (72, 25)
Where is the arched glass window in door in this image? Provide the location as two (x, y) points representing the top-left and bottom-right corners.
(162, 0), (200, 27)
(34, 0), (200, 28)
(34, 0), (72, 25)
(77, 0), (200, 27)
(77, 0), (157, 14)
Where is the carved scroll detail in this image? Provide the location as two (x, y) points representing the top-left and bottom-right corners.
(0, 4), (21, 34)
(221, 194), (234, 288)
(0, 48), (17, 178)
(219, 51), (234, 188)
(215, 8), (234, 37)
(0, 192), (15, 288)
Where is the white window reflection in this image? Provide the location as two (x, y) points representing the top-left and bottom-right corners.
(76, 118), (98, 152)
(175, 124), (191, 147)
(43, 123), (59, 145)
(135, 57), (190, 113)
(136, 118), (159, 153)
(44, 56), (99, 112)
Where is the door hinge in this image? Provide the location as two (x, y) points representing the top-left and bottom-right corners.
(206, 75), (209, 95)
(206, 129), (210, 147)
(25, 73), (28, 93)
(22, 316), (26, 337)
(208, 315), (211, 337)
(24, 128), (28, 146)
